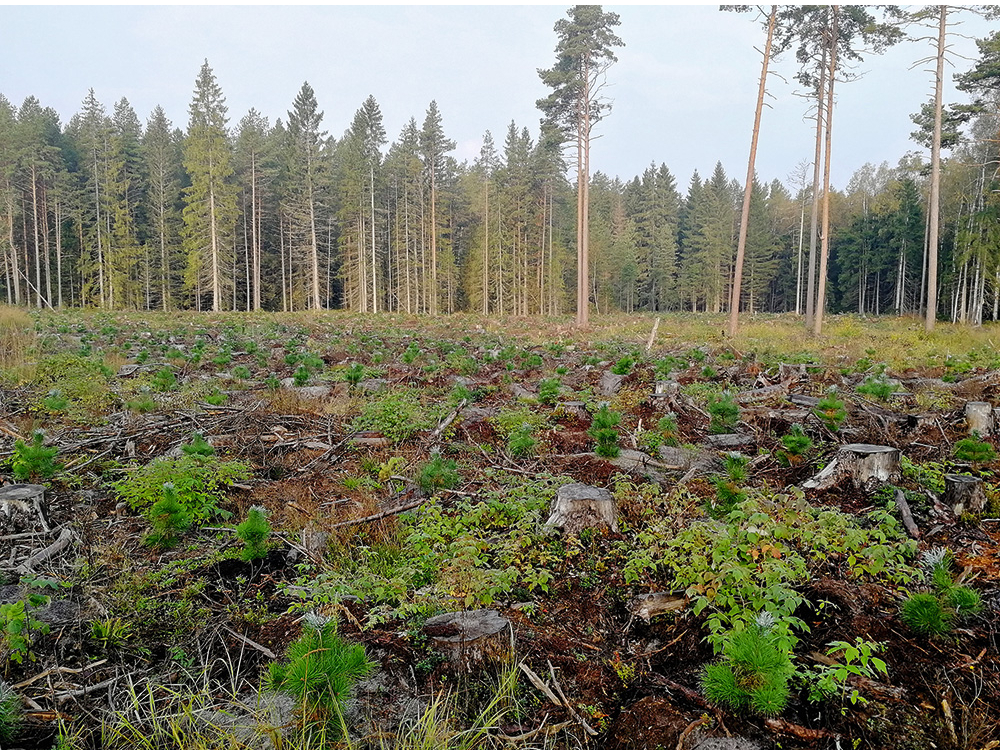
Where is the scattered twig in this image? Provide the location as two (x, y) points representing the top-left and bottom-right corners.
(222, 626), (277, 659)
(764, 717), (835, 740)
(547, 660), (598, 737)
(329, 497), (429, 529)
(676, 716), (710, 750)
(14, 660), (108, 689)
(518, 662), (561, 707)
(53, 676), (118, 704)
(501, 717), (574, 742)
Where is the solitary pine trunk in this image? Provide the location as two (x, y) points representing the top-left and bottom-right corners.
(925, 5), (946, 332)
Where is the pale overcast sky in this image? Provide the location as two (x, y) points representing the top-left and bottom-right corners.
(0, 5), (993, 191)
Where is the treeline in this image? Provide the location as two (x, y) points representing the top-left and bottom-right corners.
(0, 61), (998, 321)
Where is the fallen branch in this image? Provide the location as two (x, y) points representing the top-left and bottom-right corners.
(17, 528), (76, 574)
(894, 488), (921, 539)
(518, 662), (561, 707)
(547, 660), (598, 737)
(646, 317), (661, 352)
(764, 717), (835, 740)
(223, 626), (277, 659)
(14, 660), (108, 689)
(53, 676), (118, 704)
(329, 497), (429, 529)
(501, 717), (573, 742)
(432, 399), (467, 439)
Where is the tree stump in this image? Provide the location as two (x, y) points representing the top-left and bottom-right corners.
(421, 609), (512, 671)
(630, 592), (687, 623)
(964, 401), (994, 437)
(0, 484), (48, 533)
(653, 381), (680, 399)
(943, 475), (987, 516)
(546, 483), (618, 534)
(802, 444), (900, 492)
(600, 370), (626, 396)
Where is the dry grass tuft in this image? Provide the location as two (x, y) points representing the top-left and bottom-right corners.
(0, 305), (36, 373)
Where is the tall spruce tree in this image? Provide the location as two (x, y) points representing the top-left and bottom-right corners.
(182, 60), (237, 312)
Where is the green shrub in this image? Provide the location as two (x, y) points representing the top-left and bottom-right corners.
(152, 367), (178, 392)
(11, 431), (59, 481)
(507, 426), (538, 458)
(293, 365), (311, 386)
(1, 584), (50, 665)
(236, 506), (272, 561)
(953, 437), (996, 463)
(352, 390), (431, 444)
(781, 425), (812, 456)
(113, 454), (249, 523)
(611, 356), (633, 376)
(345, 362), (365, 386)
(856, 375), (894, 401)
(538, 377), (561, 406)
(589, 405), (621, 458)
(710, 454), (748, 518)
(416, 455), (460, 495)
(126, 394), (157, 414)
(232, 365), (251, 380)
(204, 388), (226, 406)
(42, 389), (68, 412)
(266, 617), (373, 734)
(703, 619), (792, 716)
(182, 432), (215, 457)
(146, 483), (192, 549)
(707, 391), (740, 434)
(814, 390), (847, 432)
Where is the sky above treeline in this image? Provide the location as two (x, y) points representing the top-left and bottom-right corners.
(0, 4), (993, 190)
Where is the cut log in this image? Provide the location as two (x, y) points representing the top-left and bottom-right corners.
(943, 475), (987, 516)
(802, 444), (900, 492)
(630, 592), (687, 623)
(422, 609), (512, 670)
(705, 433), (754, 449)
(652, 381), (680, 399)
(788, 393), (820, 408)
(736, 383), (788, 404)
(0, 484), (48, 533)
(964, 401), (994, 437)
(546, 483), (617, 534)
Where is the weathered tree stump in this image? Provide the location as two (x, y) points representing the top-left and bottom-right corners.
(421, 609), (512, 670)
(652, 380), (680, 399)
(0, 484), (48, 533)
(600, 370), (626, 397)
(943, 475), (987, 516)
(546, 483), (618, 534)
(964, 401), (994, 437)
(802, 444), (900, 492)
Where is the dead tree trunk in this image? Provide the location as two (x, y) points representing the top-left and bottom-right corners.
(964, 401), (993, 436)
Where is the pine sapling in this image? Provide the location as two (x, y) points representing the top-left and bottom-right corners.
(589, 405), (621, 458)
(11, 430), (59, 481)
(236, 505), (272, 561)
(146, 483), (192, 549)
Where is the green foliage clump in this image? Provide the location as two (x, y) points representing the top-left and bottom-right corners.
(856, 375), (895, 401)
(611, 356), (633, 376)
(182, 432), (215, 457)
(953, 437), (996, 464)
(33, 353), (115, 416)
(707, 391), (740, 434)
(113, 450), (250, 524)
(1, 582), (51, 665)
(780, 425), (812, 456)
(0, 680), (20, 742)
(538, 377), (561, 405)
(710, 454), (748, 518)
(900, 593), (952, 637)
(589, 405), (621, 458)
(126, 394), (157, 414)
(813, 390), (847, 432)
(236, 505), (272, 561)
(492, 407), (547, 458)
(266, 617), (373, 734)
(204, 388), (226, 406)
(42, 389), (68, 412)
(703, 618), (793, 716)
(146, 483), (192, 549)
(352, 390), (431, 444)
(152, 367), (178, 392)
(11, 430), (59, 481)
(901, 550), (981, 637)
(344, 362), (365, 386)
(417, 454), (460, 495)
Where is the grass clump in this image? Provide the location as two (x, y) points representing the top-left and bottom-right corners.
(0, 680), (19, 743)
(0, 305), (35, 373)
